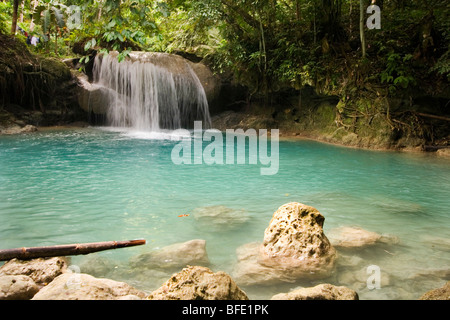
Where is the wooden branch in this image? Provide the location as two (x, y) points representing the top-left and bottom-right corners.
(415, 112), (450, 122)
(0, 239), (146, 261)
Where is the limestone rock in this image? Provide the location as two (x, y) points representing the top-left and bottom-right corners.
(337, 266), (391, 290)
(232, 242), (298, 286)
(147, 266), (248, 300)
(419, 281), (450, 300)
(77, 255), (121, 278)
(32, 273), (146, 300)
(192, 205), (249, 230)
(271, 284), (359, 300)
(187, 61), (222, 110)
(130, 239), (210, 270)
(259, 202), (336, 278)
(328, 226), (382, 248)
(328, 226), (400, 249)
(0, 124), (38, 135)
(0, 275), (40, 300)
(76, 72), (110, 115)
(436, 148), (450, 157)
(0, 257), (69, 285)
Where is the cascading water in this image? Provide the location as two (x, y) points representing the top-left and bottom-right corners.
(92, 52), (211, 131)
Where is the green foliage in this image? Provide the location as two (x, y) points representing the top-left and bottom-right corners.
(380, 52), (416, 93)
(0, 1), (14, 34)
(33, 1), (67, 40)
(432, 48), (450, 81)
(2, 0), (448, 96)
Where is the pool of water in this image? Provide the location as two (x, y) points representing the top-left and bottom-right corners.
(0, 127), (449, 299)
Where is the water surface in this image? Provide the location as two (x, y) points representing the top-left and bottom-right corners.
(0, 127), (449, 299)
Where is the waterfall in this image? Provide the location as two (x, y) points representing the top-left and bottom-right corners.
(92, 52), (211, 131)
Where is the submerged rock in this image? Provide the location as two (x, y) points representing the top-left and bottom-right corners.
(232, 242), (297, 286)
(0, 275), (40, 300)
(259, 202), (337, 278)
(0, 257), (69, 285)
(327, 226), (399, 248)
(32, 273), (146, 300)
(147, 265), (248, 300)
(419, 281), (450, 300)
(271, 283), (359, 300)
(130, 239), (210, 270)
(192, 205), (249, 230)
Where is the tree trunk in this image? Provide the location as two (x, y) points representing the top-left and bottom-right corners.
(55, 30), (58, 55)
(360, 0), (366, 58)
(19, 0), (24, 23)
(11, 0), (20, 35)
(0, 239), (146, 261)
(29, 0), (39, 32)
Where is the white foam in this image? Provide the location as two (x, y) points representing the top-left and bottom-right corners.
(97, 126), (191, 141)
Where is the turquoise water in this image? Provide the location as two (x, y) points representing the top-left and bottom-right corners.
(0, 127), (449, 300)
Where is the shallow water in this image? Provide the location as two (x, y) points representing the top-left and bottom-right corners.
(0, 127), (449, 300)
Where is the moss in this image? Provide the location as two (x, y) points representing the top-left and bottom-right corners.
(38, 57), (72, 80)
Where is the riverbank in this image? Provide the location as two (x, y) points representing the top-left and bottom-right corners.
(2, 114), (449, 158)
(210, 110), (450, 157)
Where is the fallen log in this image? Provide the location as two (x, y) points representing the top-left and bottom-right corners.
(0, 239), (146, 261)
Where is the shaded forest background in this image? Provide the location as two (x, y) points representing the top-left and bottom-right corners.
(1, 0), (449, 149)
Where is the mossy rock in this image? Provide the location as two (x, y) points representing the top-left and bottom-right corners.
(38, 57), (72, 80)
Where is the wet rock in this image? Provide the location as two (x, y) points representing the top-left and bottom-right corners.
(187, 61), (222, 111)
(328, 226), (382, 248)
(271, 283), (359, 300)
(411, 268), (450, 281)
(32, 273), (146, 300)
(130, 239), (210, 270)
(335, 253), (365, 268)
(337, 266), (391, 291)
(0, 124), (38, 135)
(232, 242), (297, 286)
(76, 72), (110, 115)
(259, 202), (337, 279)
(192, 205), (249, 230)
(436, 148), (450, 157)
(147, 266), (248, 300)
(0, 257), (69, 285)
(419, 281), (450, 300)
(0, 275), (40, 300)
(421, 236), (450, 252)
(77, 255), (123, 278)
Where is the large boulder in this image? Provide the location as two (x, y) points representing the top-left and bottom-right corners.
(0, 275), (40, 300)
(0, 257), (69, 285)
(32, 273), (146, 300)
(271, 283), (359, 300)
(130, 239), (210, 270)
(258, 202), (337, 278)
(147, 266), (248, 300)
